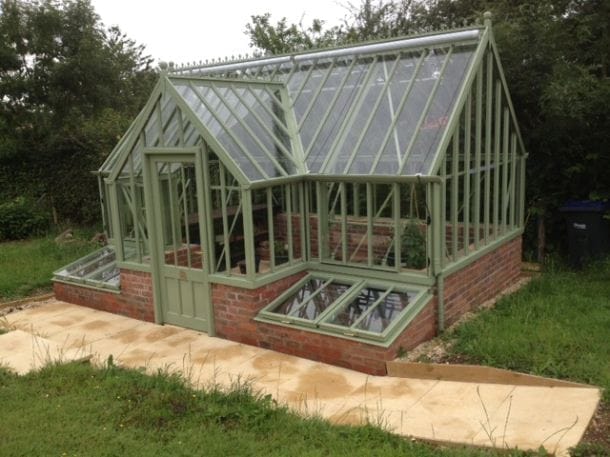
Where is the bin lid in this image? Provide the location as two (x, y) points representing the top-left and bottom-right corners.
(560, 200), (610, 213)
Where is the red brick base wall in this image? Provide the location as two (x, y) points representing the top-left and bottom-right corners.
(213, 235), (522, 375)
(443, 236), (522, 327)
(53, 269), (155, 322)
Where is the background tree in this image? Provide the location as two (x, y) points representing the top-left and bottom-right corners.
(245, 0), (610, 259)
(0, 0), (155, 225)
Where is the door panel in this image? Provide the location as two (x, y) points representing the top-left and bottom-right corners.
(148, 155), (209, 332)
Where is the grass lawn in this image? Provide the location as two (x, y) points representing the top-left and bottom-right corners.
(447, 259), (610, 401)
(0, 362), (537, 457)
(446, 259), (610, 455)
(0, 231), (97, 301)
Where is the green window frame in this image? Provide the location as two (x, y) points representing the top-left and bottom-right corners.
(257, 273), (428, 343)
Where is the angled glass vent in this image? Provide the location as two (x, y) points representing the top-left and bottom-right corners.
(54, 246), (120, 290)
(259, 274), (427, 342)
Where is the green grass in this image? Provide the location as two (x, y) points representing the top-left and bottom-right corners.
(0, 230), (98, 301)
(0, 362), (538, 457)
(448, 259), (610, 401)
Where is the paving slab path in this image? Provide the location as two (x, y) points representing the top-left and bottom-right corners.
(0, 300), (601, 456)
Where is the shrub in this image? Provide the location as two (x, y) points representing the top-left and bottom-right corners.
(0, 197), (49, 241)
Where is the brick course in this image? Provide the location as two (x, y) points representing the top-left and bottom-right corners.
(53, 269), (154, 322)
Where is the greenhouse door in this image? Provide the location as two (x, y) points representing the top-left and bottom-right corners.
(145, 150), (210, 333)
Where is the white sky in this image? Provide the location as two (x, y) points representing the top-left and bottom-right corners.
(91, 0), (349, 65)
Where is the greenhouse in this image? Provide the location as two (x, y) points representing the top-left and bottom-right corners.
(54, 15), (526, 374)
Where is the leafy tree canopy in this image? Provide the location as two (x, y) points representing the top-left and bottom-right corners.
(0, 0), (155, 224)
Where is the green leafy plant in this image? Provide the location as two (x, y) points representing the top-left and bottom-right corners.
(401, 222), (427, 269)
(0, 197), (49, 241)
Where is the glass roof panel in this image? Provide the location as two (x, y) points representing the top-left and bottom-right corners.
(154, 29), (484, 179)
(406, 46), (474, 174)
(302, 58), (376, 173)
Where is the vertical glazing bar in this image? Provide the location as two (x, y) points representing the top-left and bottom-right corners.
(286, 184), (294, 264)
(464, 93), (472, 256)
(431, 182), (442, 275)
(484, 51), (493, 245)
(393, 183), (401, 272)
(267, 187), (275, 271)
(340, 182), (347, 263)
(97, 175), (107, 237)
(180, 165), (192, 268)
(366, 183), (373, 267)
(156, 100), (165, 146)
(493, 81), (501, 239)
(354, 183), (360, 217)
(474, 67), (482, 250)
(451, 132), (459, 261)
(108, 183), (124, 261)
(299, 182), (307, 261)
(440, 157), (447, 268)
(316, 182), (327, 259)
(519, 155), (526, 228)
(510, 133), (517, 230)
(243, 189), (256, 280)
(128, 152), (141, 263)
(166, 164), (179, 266)
(201, 144), (216, 273)
(219, 162), (231, 274)
(502, 108), (509, 234)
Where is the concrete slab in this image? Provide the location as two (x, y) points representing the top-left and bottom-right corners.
(2, 300), (601, 456)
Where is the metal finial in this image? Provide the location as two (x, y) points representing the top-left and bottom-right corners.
(483, 11), (492, 27)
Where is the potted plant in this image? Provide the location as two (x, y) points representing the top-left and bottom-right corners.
(274, 240), (289, 265)
(386, 222), (427, 269)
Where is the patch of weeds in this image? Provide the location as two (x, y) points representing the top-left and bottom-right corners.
(569, 443), (610, 457)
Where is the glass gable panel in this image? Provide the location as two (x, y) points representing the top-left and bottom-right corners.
(170, 77), (299, 181)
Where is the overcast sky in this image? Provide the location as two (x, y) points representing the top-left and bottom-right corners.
(91, 0), (348, 66)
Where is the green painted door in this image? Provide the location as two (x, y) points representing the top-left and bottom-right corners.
(147, 153), (210, 332)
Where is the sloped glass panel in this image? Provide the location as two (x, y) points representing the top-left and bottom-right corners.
(404, 46), (475, 175)
(303, 59), (375, 173)
(325, 61), (385, 174)
(372, 49), (445, 174)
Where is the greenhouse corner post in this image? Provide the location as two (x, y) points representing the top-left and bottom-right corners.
(431, 181), (444, 332)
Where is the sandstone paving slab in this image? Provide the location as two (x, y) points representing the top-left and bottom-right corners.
(3, 300), (601, 456)
(45, 313), (144, 348)
(0, 329), (91, 375)
(470, 384), (601, 455)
